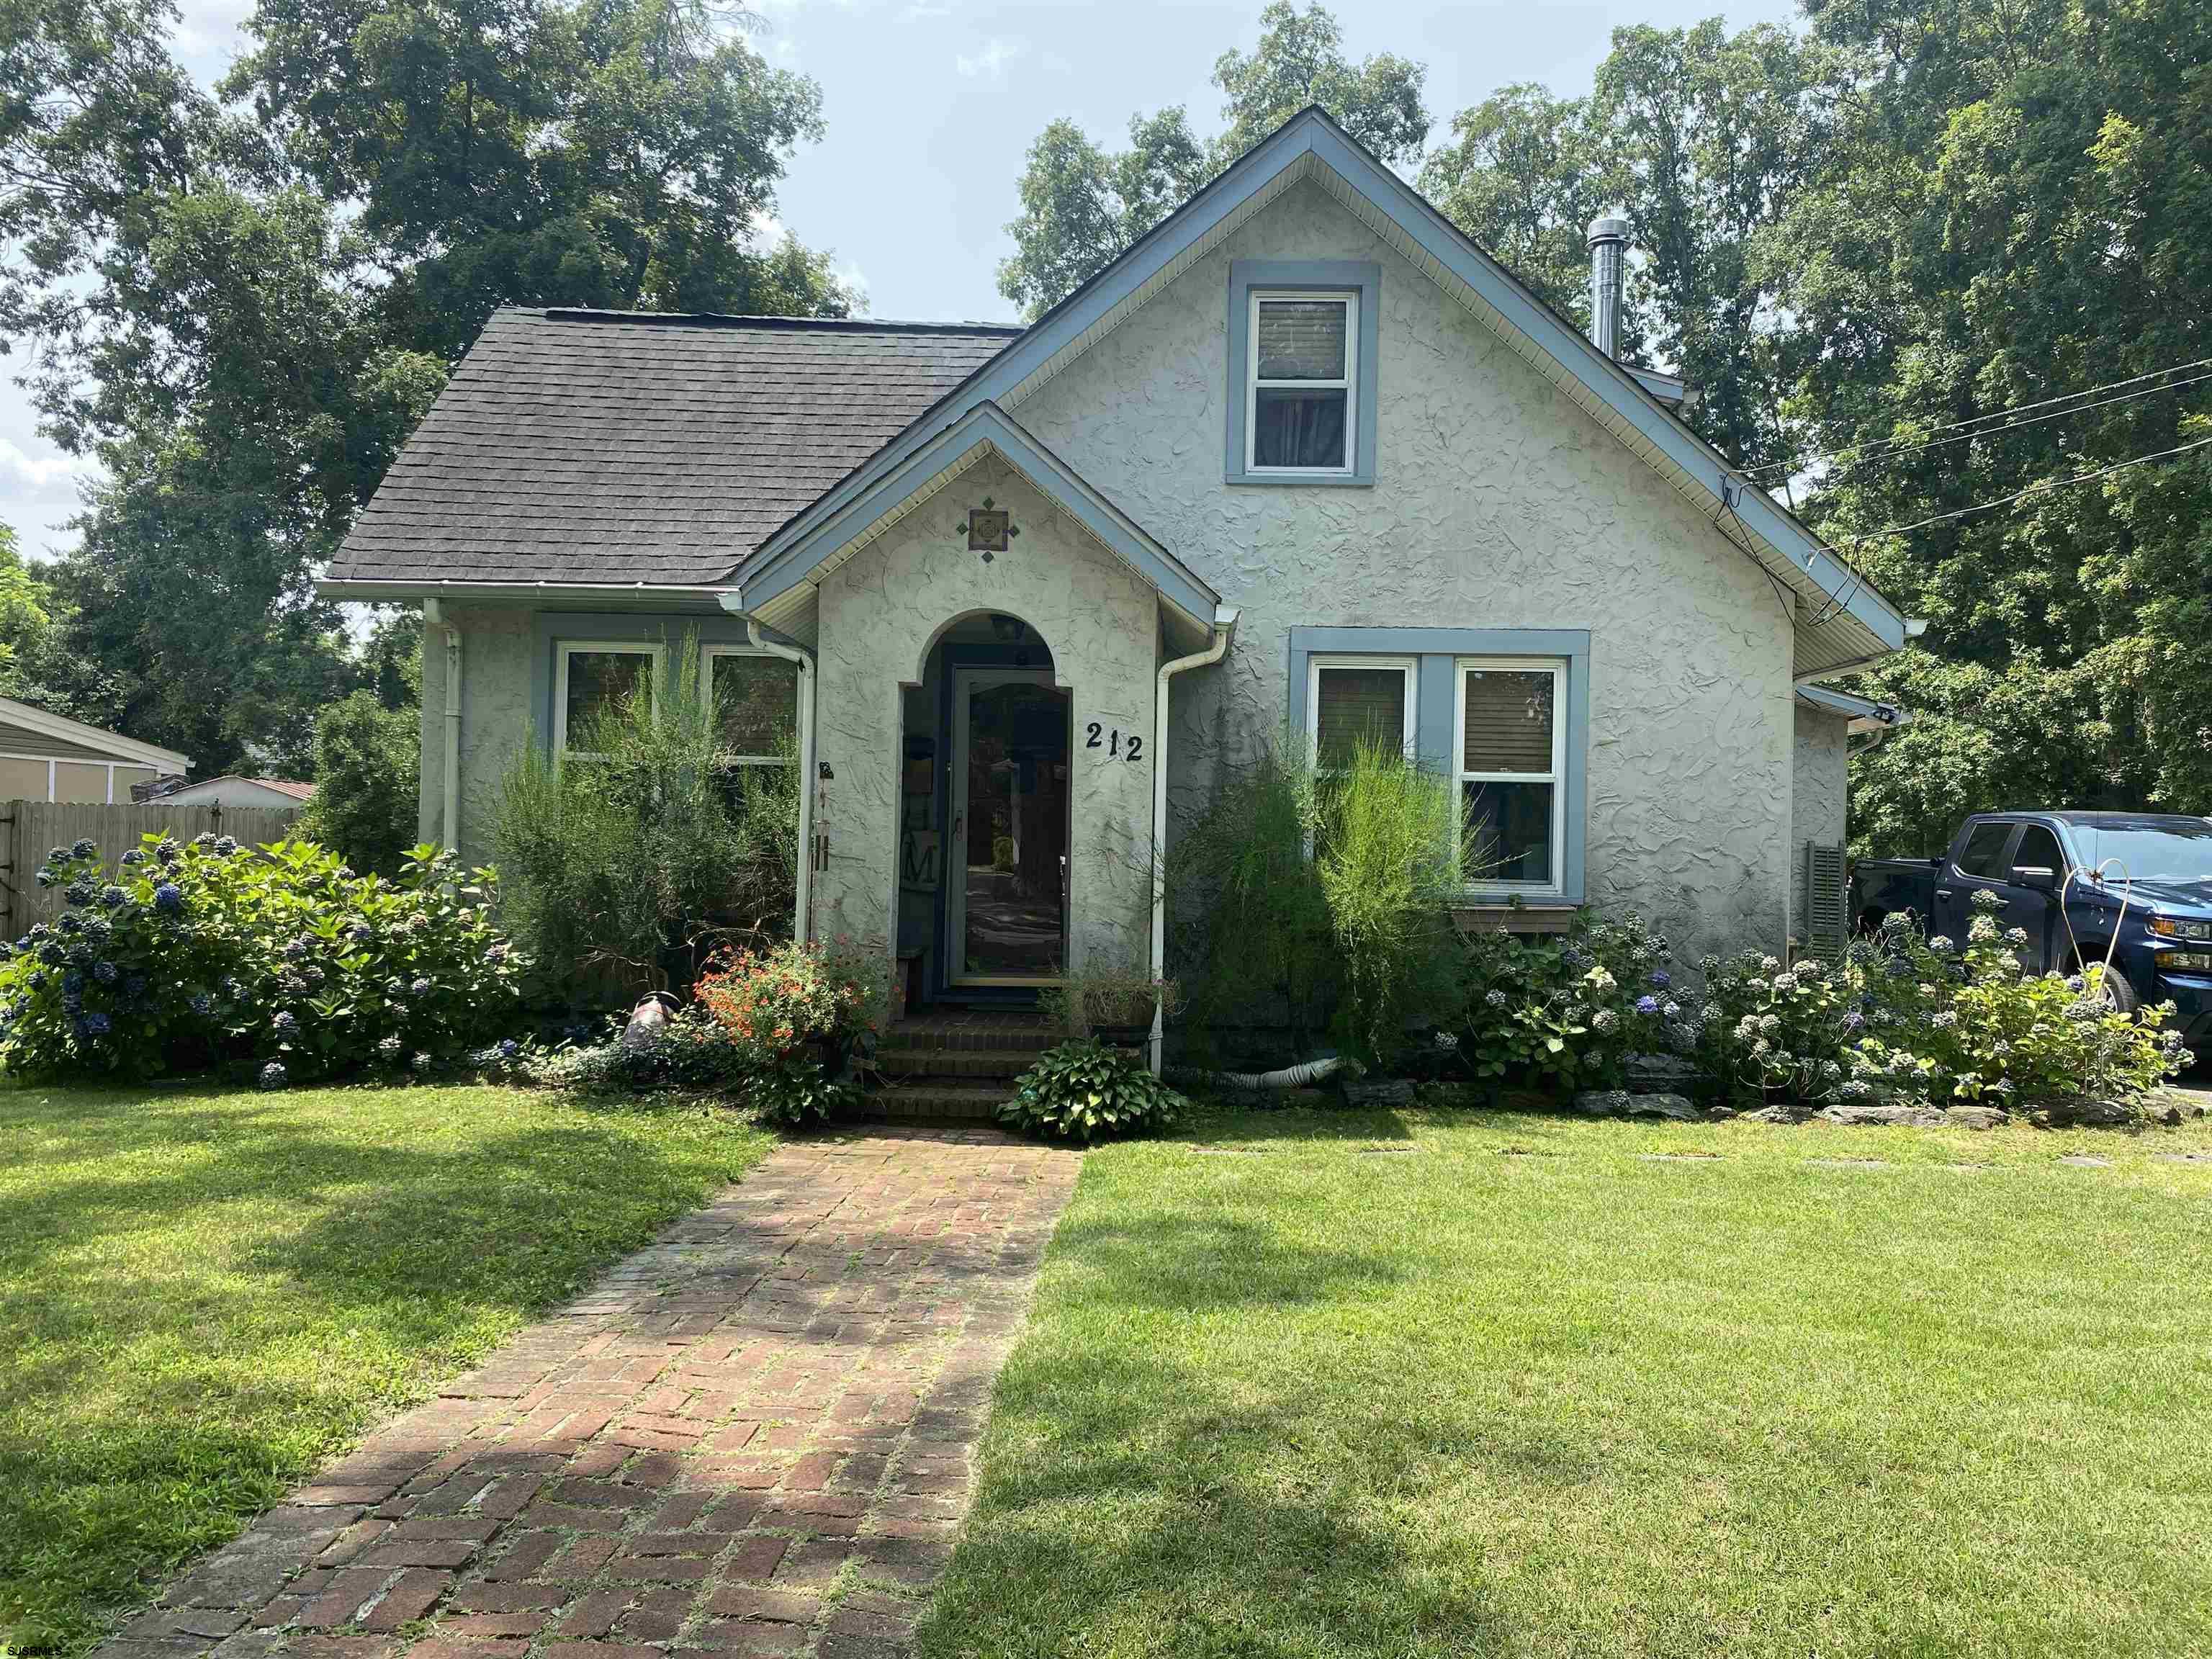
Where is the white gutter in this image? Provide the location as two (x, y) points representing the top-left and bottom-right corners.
(424, 598), (462, 852)
(724, 605), (817, 945)
(1148, 606), (1238, 1076)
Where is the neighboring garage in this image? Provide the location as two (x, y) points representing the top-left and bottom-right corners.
(0, 696), (190, 803)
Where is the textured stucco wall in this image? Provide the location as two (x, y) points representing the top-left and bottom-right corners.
(812, 453), (1161, 974)
(1012, 178), (1799, 958)
(420, 605), (536, 869)
(1789, 704), (1851, 934)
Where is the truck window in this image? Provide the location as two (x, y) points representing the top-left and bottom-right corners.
(1956, 820), (2015, 878)
(2012, 824), (2065, 878)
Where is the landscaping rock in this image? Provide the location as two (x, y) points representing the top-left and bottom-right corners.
(2033, 1098), (2138, 1128)
(1344, 1077), (1417, 1109)
(1624, 1053), (1700, 1094)
(1571, 1090), (1632, 1118)
(1623, 1093), (1701, 1122)
(1817, 1102), (1946, 1128)
(1742, 1104), (1810, 1125)
(1943, 1105), (2007, 1131)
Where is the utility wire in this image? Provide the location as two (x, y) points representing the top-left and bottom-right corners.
(1827, 434), (2212, 544)
(1745, 354), (2212, 479)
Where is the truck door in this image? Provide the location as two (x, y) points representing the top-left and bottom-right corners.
(1938, 819), (2020, 939)
(2002, 822), (2068, 972)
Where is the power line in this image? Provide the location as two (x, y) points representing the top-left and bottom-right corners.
(1745, 354), (2212, 479)
(1829, 434), (2212, 544)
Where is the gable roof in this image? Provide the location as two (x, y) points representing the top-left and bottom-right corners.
(0, 696), (190, 770)
(732, 107), (1907, 679)
(325, 311), (1020, 590)
(166, 775), (317, 802)
(744, 401), (1219, 633)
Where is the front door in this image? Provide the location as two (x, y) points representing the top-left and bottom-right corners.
(948, 669), (1069, 986)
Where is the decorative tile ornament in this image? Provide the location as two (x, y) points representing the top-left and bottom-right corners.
(956, 498), (1018, 562)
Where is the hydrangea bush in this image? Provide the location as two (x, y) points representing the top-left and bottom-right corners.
(1457, 912), (1679, 1090)
(0, 835), (526, 1084)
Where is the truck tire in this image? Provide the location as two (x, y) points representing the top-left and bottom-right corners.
(2081, 956), (2138, 1014)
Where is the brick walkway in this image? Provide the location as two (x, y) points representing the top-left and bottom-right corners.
(99, 1130), (1082, 1659)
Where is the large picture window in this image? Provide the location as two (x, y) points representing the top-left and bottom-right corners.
(1455, 658), (1565, 893)
(1247, 292), (1356, 473)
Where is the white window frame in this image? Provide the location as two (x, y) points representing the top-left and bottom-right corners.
(1305, 654), (1416, 771)
(1453, 656), (1567, 897)
(1246, 289), (1358, 476)
(701, 643), (801, 768)
(553, 641), (664, 759)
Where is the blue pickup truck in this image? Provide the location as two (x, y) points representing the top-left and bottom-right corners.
(1851, 811), (2212, 1044)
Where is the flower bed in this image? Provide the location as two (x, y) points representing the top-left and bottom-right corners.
(0, 835), (526, 1084)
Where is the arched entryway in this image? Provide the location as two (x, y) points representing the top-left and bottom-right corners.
(897, 611), (1071, 1001)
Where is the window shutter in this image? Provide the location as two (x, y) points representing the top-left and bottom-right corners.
(1461, 670), (1555, 774)
(1802, 841), (1848, 956)
(1314, 667), (1405, 763)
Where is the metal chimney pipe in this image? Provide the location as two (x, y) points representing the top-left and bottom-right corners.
(1586, 215), (1628, 359)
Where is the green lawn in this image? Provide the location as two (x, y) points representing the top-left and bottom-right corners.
(922, 1105), (2212, 1659)
(0, 1081), (775, 1656)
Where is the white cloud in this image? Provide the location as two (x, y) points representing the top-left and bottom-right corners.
(955, 36), (1025, 78)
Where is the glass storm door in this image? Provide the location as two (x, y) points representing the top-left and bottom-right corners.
(948, 670), (1069, 985)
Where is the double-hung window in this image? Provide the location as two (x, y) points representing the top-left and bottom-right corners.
(702, 646), (800, 767)
(1455, 659), (1565, 893)
(1305, 655), (1415, 768)
(1246, 291), (1357, 474)
(554, 642), (662, 758)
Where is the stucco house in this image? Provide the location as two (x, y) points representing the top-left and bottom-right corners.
(320, 107), (1912, 1030)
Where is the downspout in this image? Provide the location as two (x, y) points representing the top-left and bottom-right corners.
(1149, 605), (1238, 1076)
(425, 598), (462, 853)
(729, 609), (817, 945)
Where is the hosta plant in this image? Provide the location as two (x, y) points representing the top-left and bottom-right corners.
(999, 1040), (1186, 1143)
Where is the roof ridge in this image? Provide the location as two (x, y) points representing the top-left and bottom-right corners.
(521, 307), (1025, 336)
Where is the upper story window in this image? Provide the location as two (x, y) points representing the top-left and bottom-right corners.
(1249, 292), (1356, 473)
(1226, 261), (1380, 487)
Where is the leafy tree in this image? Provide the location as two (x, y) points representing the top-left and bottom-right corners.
(998, 2), (1429, 317)
(295, 689), (423, 874)
(1419, 84), (1600, 323)
(0, 523), (59, 698)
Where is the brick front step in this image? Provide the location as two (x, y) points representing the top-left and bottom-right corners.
(878, 1013), (1057, 1056)
(858, 1082), (1012, 1123)
(873, 1048), (1033, 1082)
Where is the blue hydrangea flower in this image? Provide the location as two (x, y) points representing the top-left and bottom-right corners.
(45, 846), (68, 867)
(410, 978), (431, 999)
(84, 917), (110, 943)
(411, 1051), (432, 1072)
(498, 1038), (521, 1061)
(1843, 1011), (1866, 1033)
(272, 1010), (299, 1038)
(189, 992), (214, 1017)
(282, 938), (310, 962)
(376, 1034), (404, 1062)
(63, 880), (95, 908)
(121, 848), (147, 867)
(33, 868), (55, 889)
(92, 961), (118, 986)
(61, 969), (84, 995)
(69, 837), (96, 860)
(258, 1061), (287, 1090)
(156, 841), (181, 868)
(1635, 995), (1660, 1015)
(80, 1010), (111, 1036)
(35, 942), (63, 966)
(192, 832), (217, 850)
(99, 885), (127, 909)
(1649, 970), (1671, 989)
(153, 884), (184, 915)
(125, 974), (145, 998)
(215, 836), (238, 855)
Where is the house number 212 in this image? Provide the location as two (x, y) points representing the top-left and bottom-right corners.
(1085, 723), (1143, 763)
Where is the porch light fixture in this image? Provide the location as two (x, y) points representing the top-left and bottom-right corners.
(989, 614), (1026, 644)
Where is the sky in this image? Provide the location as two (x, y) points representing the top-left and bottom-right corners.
(0, 0), (1800, 556)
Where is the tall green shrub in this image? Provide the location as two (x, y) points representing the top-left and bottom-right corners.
(296, 690), (421, 875)
(494, 636), (800, 1000)
(1312, 737), (1462, 1066)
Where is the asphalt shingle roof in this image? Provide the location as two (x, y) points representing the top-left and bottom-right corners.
(330, 308), (1020, 588)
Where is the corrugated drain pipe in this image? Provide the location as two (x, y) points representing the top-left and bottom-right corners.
(1150, 606), (1238, 1076)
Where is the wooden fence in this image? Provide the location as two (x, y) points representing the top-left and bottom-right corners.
(0, 799), (302, 939)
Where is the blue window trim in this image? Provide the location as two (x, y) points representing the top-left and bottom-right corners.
(1287, 626), (1589, 904)
(1226, 260), (1380, 487)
